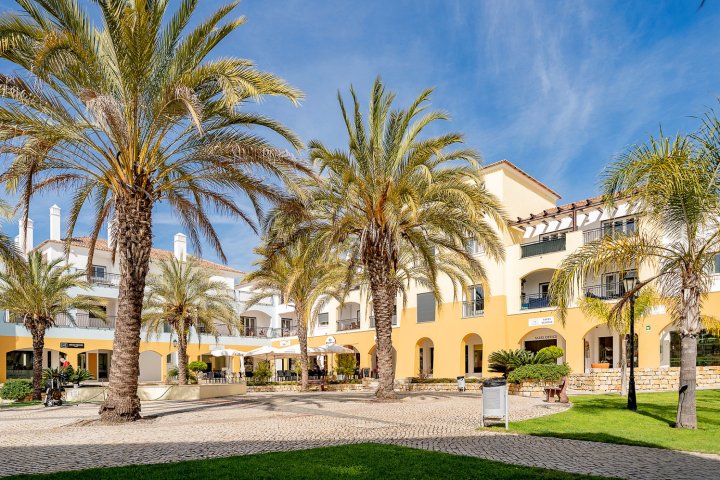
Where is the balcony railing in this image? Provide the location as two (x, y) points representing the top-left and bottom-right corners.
(520, 237), (566, 258)
(521, 293), (552, 310)
(369, 315), (398, 328)
(72, 269), (121, 287)
(269, 324), (298, 337)
(582, 282), (626, 300)
(337, 318), (361, 331)
(583, 226), (636, 244)
(50, 312), (116, 329)
(462, 301), (484, 318)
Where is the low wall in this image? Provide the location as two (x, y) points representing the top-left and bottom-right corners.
(247, 383), (366, 393)
(568, 366), (720, 392)
(64, 383), (247, 402)
(396, 383), (483, 392)
(508, 381), (555, 398)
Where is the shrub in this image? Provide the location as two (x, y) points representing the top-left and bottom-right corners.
(187, 361), (208, 373)
(70, 368), (93, 385)
(335, 354), (357, 377)
(1, 379), (33, 401)
(488, 348), (557, 377)
(252, 360), (273, 384)
(507, 363), (571, 383)
(166, 366), (197, 384)
(537, 346), (564, 362)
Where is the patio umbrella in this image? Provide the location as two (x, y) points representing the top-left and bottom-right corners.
(210, 348), (246, 375)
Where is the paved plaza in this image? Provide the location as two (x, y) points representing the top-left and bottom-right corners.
(1, 391), (718, 479)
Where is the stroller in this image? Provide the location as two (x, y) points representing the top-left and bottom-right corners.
(44, 372), (66, 407)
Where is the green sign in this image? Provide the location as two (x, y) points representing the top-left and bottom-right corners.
(645, 325), (651, 331)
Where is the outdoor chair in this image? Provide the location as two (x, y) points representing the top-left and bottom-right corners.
(544, 376), (569, 403)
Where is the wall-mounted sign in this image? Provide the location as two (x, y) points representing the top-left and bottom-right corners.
(325, 336), (336, 345)
(528, 317), (554, 327)
(60, 342), (84, 349)
(645, 325), (651, 331)
(279, 340), (290, 347)
(528, 334), (557, 341)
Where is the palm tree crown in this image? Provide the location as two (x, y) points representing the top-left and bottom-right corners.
(142, 256), (239, 384)
(273, 78), (508, 398)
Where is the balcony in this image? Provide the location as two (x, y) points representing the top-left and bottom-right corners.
(582, 282), (626, 300)
(369, 315), (398, 328)
(337, 318), (361, 331)
(71, 268), (121, 287)
(196, 324), (272, 337)
(53, 312), (116, 329)
(521, 293), (552, 310)
(520, 237), (566, 258)
(583, 225), (636, 244)
(462, 301), (484, 318)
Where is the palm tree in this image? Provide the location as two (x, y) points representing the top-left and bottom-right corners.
(244, 237), (346, 390)
(580, 290), (656, 396)
(550, 130), (720, 429)
(142, 256), (239, 385)
(0, 199), (22, 267)
(271, 79), (508, 398)
(0, 1), (307, 421)
(0, 252), (102, 400)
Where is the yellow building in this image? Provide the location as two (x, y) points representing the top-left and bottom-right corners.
(275, 160), (720, 380)
(2, 160), (719, 383)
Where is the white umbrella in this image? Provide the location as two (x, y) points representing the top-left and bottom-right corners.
(312, 344), (354, 354)
(210, 348), (246, 375)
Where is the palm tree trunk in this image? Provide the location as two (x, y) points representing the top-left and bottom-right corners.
(99, 194), (153, 422)
(297, 308), (309, 391)
(30, 325), (46, 401)
(676, 283), (701, 429)
(177, 332), (188, 386)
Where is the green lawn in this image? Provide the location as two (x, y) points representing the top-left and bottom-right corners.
(0, 401), (42, 408)
(498, 389), (720, 454)
(6, 444), (608, 480)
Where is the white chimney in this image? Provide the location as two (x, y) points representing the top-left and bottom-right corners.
(18, 218), (33, 254)
(173, 233), (187, 261)
(50, 205), (61, 241)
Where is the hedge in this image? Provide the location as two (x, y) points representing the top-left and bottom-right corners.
(507, 363), (570, 383)
(1, 379), (33, 401)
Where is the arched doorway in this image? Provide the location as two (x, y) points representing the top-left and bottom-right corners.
(5, 348), (68, 379)
(415, 337), (435, 377)
(519, 328), (566, 363)
(461, 334), (483, 377)
(343, 345), (361, 369)
(139, 351), (163, 383)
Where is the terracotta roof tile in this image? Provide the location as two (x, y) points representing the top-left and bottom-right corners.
(34, 237), (245, 275)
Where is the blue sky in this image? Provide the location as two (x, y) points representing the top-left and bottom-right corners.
(6, 0), (720, 272)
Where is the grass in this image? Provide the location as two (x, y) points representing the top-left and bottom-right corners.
(5, 443), (608, 480)
(495, 389), (720, 454)
(0, 400), (42, 408)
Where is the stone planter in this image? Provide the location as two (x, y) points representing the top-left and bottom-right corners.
(591, 363), (610, 369)
(568, 366), (720, 392)
(508, 381), (555, 398)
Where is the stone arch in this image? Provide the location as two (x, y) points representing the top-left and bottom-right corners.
(461, 333), (484, 377)
(415, 337), (435, 377)
(519, 328), (566, 363)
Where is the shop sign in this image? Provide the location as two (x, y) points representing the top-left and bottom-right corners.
(60, 342), (84, 349)
(528, 316), (554, 327)
(528, 334), (557, 341)
(279, 340), (290, 347)
(325, 336), (336, 345)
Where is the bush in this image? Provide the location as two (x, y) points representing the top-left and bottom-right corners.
(537, 346), (564, 362)
(507, 363), (571, 383)
(488, 348), (559, 377)
(252, 360), (273, 384)
(167, 366), (197, 384)
(335, 354), (357, 377)
(187, 361), (207, 373)
(1, 379), (33, 401)
(70, 368), (93, 385)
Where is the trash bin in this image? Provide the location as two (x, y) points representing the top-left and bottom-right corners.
(481, 378), (508, 429)
(456, 376), (466, 392)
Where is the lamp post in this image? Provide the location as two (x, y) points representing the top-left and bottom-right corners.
(623, 272), (638, 411)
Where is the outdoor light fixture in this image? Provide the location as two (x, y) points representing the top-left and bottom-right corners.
(172, 339), (178, 348)
(623, 271), (639, 411)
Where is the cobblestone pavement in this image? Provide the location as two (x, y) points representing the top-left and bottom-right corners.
(1, 391), (718, 479)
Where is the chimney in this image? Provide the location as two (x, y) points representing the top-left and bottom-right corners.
(50, 205), (61, 241)
(18, 218), (33, 254)
(173, 233), (187, 261)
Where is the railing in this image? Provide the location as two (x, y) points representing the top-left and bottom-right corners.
(337, 318), (361, 331)
(462, 301), (484, 318)
(583, 226), (636, 244)
(369, 315), (398, 328)
(72, 269), (121, 287)
(233, 290), (273, 306)
(582, 282), (626, 300)
(54, 312), (116, 329)
(267, 325), (298, 337)
(520, 237), (566, 258)
(521, 293), (552, 310)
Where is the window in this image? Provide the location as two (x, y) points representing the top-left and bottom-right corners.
(714, 254), (720, 274)
(91, 265), (106, 278)
(318, 313), (329, 327)
(670, 330), (720, 366)
(473, 346), (483, 373)
(416, 293), (436, 323)
(466, 285), (484, 315)
(539, 282), (550, 298)
(602, 217), (636, 237)
(465, 238), (484, 255)
(625, 334), (639, 368)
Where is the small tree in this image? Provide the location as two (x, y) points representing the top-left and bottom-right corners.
(252, 361), (273, 384)
(336, 354), (357, 378)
